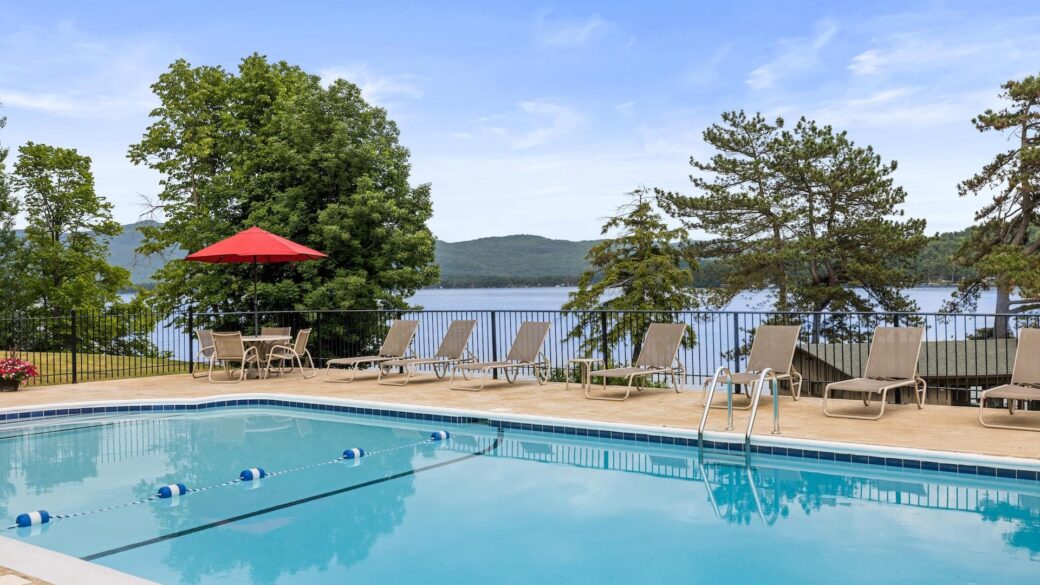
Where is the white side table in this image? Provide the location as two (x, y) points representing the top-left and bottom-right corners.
(565, 358), (604, 390)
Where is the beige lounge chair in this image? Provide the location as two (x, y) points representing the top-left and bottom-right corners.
(209, 332), (264, 383)
(586, 323), (688, 401)
(324, 320), (419, 382)
(450, 321), (551, 391)
(978, 328), (1040, 431)
(378, 320), (477, 386)
(265, 328), (316, 379)
(192, 328), (216, 378)
(703, 324), (803, 409)
(823, 326), (926, 420)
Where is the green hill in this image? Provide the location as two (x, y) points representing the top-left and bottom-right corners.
(26, 222), (976, 289)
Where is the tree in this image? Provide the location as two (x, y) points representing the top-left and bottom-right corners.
(660, 113), (927, 335)
(12, 142), (131, 311)
(656, 111), (796, 310)
(0, 106), (19, 309)
(10, 143), (154, 354)
(128, 54), (439, 320)
(946, 75), (1040, 335)
(562, 188), (697, 364)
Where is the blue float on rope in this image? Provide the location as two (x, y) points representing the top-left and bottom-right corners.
(342, 447), (366, 460)
(157, 483), (188, 498)
(239, 467), (267, 481)
(430, 430), (450, 441)
(16, 511), (50, 527)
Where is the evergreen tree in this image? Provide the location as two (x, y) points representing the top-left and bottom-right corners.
(660, 113), (926, 332)
(946, 75), (1040, 335)
(128, 54), (438, 318)
(562, 189), (696, 364)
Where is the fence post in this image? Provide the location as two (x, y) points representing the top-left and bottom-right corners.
(187, 306), (194, 375)
(600, 311), (610, 368)
(490, 311), (499, 380)
(316, 312), (323, 368)
(731, 312), (741, 379)
(70, 309), (78, 384)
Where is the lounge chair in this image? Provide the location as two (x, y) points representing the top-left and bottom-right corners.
(450, 321), (551, 391)
(823, 326), (926, 420)
(586, 323), (687, 401)
(378, 320), (477, 386)
(978, 328), (1040, 431)
(265, 328), (316, 379)
(703, 324), (803, 409)
(192, 328), (216, 378)
(209, 332), (264, 383)
(324, 320), (419, 382)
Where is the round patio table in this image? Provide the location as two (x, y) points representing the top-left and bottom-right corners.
(241, 335), (291, 378)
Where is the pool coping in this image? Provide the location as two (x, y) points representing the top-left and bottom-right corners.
(2, 393), (1038, 479)
(0, 535), (159, 585)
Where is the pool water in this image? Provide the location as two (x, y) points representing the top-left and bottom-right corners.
(1, 408), (1037, 584)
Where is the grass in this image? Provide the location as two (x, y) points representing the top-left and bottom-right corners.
(9, 351), (189, 386)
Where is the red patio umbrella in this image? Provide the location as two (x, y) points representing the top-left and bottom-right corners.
(185, 227), (327, 333)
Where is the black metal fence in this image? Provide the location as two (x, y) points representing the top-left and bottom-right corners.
(3, 307), (1039, 407)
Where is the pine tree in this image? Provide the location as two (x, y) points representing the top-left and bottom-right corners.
(947, 75), (1040, 336)
(562, 189), (697, 363)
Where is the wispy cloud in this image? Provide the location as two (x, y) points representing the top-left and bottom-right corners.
(476, 99), (583, 149)
(320, 64), (423, 105)
(746, 21), (839, 90)
(534, 12), (610, 48)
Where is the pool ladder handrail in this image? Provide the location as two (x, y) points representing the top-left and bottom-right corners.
(698, 366), (781, 451)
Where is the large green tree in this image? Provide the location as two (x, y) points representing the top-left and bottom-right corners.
(0, 106), (19, 307)
(129, 54), (438, 318)
(562, 188), (697, 364)
(946, 75), (1040, 334)
(660, 113), (926, 323)
(12, 142), (131, 311)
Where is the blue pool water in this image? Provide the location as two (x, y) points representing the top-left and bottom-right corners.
(1, 408), (1038, 584)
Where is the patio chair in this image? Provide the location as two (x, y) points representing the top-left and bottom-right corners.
(265, 328), (316, 379)
(450, 321), (551, 391)
(586, 323), (687, 401)
(192, 328), (216, 378)
(703, 324), (803, 409)
(260, 326), (292, 372)
(324, 320), (419, 382)
(378, 320), (477, 386)
(209, 332), (264, 383)
(978, 328), (1040, 432)
(822, 327), (926, 420)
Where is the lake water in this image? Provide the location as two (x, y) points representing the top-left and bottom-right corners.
(409, 286), (997, 314)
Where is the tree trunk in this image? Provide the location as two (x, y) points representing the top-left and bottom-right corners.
(994, 284), (1012, 339)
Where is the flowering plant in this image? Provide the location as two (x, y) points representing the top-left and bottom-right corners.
(0, 358), (39, 382)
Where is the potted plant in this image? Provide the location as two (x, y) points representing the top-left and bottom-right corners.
(0, 356), (38, 391)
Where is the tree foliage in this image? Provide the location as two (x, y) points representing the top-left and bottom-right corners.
(128, 54), (439, 318)
(562, 189), (697, 363)
(659, 111), (927, 319)
(946, 74), (1040, 327)
(0, 107), (18, 300)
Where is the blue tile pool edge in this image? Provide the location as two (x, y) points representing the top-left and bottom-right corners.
(1, 394), (1038, 483)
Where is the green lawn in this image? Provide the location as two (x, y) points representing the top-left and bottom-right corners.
(11, 351), (190, 386)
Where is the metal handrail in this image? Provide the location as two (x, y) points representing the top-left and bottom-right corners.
(745, 368), (781, 449)
(697, 366), (732, 450)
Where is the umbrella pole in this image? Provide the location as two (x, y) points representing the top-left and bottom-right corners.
(253, 258), (259, 335)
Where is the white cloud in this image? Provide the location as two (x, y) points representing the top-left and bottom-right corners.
(534, 13), (609, 48)
(746, 21), (839, 90)
(614, 101), (636, 116)
(320, 64), (423, 105)
(476, 99), (583, 149)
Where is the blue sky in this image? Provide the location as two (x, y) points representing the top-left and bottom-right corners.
(1, 1), (1038, 241)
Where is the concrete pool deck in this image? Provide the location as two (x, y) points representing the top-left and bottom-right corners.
(3, 371), (1038, 461)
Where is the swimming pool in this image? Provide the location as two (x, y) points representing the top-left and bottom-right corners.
(1, 401), (1038, 584)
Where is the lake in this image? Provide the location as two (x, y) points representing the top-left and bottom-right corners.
(409, 286), (999, 314)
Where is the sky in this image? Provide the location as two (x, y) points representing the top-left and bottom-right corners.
(0, 1), (1038, 242)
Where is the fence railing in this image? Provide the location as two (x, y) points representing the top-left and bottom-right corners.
(3, 308), (1039, 407)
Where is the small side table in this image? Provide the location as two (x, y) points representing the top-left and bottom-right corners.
(565, 358), (604, 390)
